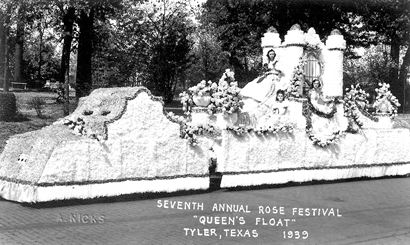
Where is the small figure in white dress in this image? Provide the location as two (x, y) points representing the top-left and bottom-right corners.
(257, 90), (290, 127)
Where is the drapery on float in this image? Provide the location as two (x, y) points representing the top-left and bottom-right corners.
(0, 25), (409, 203)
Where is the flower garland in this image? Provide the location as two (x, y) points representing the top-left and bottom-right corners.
(306, 129), (346, 148)
(288, 57), (307, 98)
(226, 124), (294, 136)
(181, 123), (221, 146)
(309, 100), (337, 119)
(373, 83), (401, 118)
(302, 100), (345, 147)
(343, 85), (370, 131)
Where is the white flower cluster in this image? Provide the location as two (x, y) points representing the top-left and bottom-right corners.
(188, 80), (214, 96)
(374, 83), (401, 118)
(343, 85), (370, 130)
(179, 91), (192, 115)
(180, 69), (244, 115)
(210, 69), (243, 114)
(289, 57), (308, 97)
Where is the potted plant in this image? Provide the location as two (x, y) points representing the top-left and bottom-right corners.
(188, 80), (214, 107)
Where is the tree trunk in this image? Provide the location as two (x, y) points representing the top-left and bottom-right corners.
(76, 9), (94, 99)
(37, 22), (43, 81)
(399, 47), (410, 113)
(60, 7), (75, 115)
(1, 11), (10, 92)
(14, 4), (25, 85)
(0, 14), (5, 87)
(390, 39), (403, 111)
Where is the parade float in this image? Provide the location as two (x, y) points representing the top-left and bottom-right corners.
(0, 25), (409, 203)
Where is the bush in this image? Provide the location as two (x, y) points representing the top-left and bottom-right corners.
(27, 97), (46, 118)
(0, 92), (17, 121)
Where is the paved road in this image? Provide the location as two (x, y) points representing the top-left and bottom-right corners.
(0, 177), (409, 245)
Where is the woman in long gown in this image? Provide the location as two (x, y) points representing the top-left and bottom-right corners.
(239, 49), (283, 126)
(308, 79), (339, 136)
(240, 49), (282, 102)
(308, 79), (334, 114)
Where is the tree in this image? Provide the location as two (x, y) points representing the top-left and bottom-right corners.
(350, 0), (410, 111)
(139, 0), (194, 103)
(14, 2), (26, 85)
(201, 0), (410, 109)
(0, 1), (13, 91)
(186, 30), (230, 84)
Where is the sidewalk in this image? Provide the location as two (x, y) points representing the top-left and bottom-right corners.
(0, 176), (409, 244)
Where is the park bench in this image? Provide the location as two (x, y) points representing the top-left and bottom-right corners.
(11, 82), (27, 90)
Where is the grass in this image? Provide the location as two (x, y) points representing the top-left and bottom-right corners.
(0, 91), (78, 153)
(0, 90), (184, 153)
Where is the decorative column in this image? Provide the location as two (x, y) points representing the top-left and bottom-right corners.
(261, 26), (282, 64)
(280, 24), (305, 92)
(323, 29), (346, 98)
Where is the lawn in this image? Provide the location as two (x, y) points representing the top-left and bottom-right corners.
(0, 90), (184, 152)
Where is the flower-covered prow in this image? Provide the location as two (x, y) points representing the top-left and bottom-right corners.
(373, 83), (401, 118)
(210, 69), (244, 114)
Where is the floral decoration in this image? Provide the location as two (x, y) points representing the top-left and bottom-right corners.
(303, 99), (344, 146)
(343, 84), (378, 132)
(288, 57), (308, 98)
(227, 124), (294, 136)
(180, 123), (221, 146)
(306, 129), (346, 147)
(210, 69), (244, 114)
(180, 69), (243, 116)
(373, 83), (401, 118)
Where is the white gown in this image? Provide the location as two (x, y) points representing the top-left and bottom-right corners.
(240, 61), (281, 102)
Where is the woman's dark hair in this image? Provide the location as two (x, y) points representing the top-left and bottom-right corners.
(276, 90), (285, 101)
(266, 49), (276, 61)
(311, 79), (321, 89)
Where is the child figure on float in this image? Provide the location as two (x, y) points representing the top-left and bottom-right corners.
(257, 90), (290, 127)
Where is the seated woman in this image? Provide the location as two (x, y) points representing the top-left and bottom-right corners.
(308, 79), (339, 137)
(241, 49), (283, 103)
(308, 79), (334, 115)
(240, 49), (283, 125)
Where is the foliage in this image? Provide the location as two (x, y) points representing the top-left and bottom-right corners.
(185, 30), (231, 84)
(343, 45), (398, 99)
(27, 96), (46, 118)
